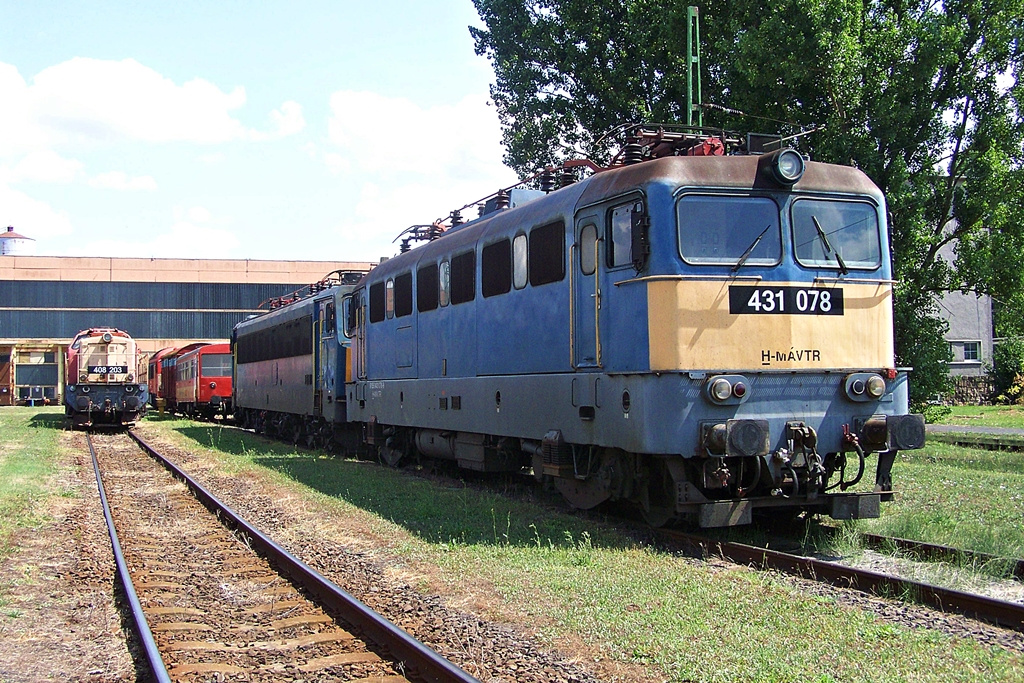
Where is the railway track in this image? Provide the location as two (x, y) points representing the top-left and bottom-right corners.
(86, 430), (478, 682)
(658, 528), (1024, 633)
(857, 532), (1024, 582)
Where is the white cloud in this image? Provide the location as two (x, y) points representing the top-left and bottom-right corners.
(9, 150), (83, 183)
(0, 184), (73, 239)
(87, 171), (157, 191)
(0, 58), (305, 156)
(325, 90), (518, 259)
(269, 101), (306, 138)
(83, 219), (240, 259)
(187, 206), (212, 222)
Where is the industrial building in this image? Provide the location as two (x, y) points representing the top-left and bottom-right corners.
(0, 253), (373, 406)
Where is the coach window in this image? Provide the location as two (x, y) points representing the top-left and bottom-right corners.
(529, 220), (565, 286)
(513, 234), (528, 289)
(369, 282), (386, 322)
(482, 239), (512, 297)
(439, 260), (451, 306)
(394, 272), (413, 317)
(451, 250), (476, 304)
(580, 223), (597, 275)
(417, 263), (439, 312)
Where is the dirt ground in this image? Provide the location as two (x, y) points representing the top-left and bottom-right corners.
(0, 430), (136, 682)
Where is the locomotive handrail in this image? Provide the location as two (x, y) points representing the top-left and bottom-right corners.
(813, 276), (896, 285)
(614, 274), (764, 286)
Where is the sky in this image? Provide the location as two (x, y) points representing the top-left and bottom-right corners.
(0, 1), (519, 262)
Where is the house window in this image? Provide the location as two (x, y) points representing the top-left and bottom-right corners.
(963, 341), (980, 361)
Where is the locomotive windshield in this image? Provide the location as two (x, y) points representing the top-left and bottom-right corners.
(677, 194), (781, 266)
(791, 198), (881, 270)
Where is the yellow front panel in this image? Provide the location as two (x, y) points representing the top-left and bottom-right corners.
(648, 279), (894, 371)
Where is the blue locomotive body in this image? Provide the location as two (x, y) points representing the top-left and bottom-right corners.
(232, 273), (360, 446)
(341, 150), (925, 526)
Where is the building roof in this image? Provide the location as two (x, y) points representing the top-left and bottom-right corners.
(0, 226), (33, 241)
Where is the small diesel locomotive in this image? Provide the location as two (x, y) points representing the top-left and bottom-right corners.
(234, 126), (926, 527)
(64, 327), (148, 429)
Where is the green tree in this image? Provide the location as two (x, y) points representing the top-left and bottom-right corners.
(472, 0), (1024, 408)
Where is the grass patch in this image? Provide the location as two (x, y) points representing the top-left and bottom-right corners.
(0, 407), (66, 557)
(152, 417), (1023, 682)
(856, 443), (1024, 560)
(937, 405), (1024, 429)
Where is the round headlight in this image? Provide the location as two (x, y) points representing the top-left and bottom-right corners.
(866, 375), (886, 398)
(79, 373), (88, 382)
(209, 382), (217, 389)
(127, 373), (134, 382)
(850, 378), (866, 395)
(67, 385), (75, 393)
(710, 378), (733, 402)
(770, 148), (805, 185)
(102, 332), (113, 343)
(732, 382), (748, 399)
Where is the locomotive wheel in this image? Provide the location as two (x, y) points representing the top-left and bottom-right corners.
(553, 448), (621, 510)
(378, 444), (405, 468)
(640, 456), (680, 528)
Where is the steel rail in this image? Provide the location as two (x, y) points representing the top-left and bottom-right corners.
(127, 430), (479, 683)
(859, 533), (1024, 582)
(658, 529), (1024, 632)
(86, 433), (172, 683)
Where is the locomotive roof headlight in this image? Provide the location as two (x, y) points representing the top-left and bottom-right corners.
(710, 378), (733, 402)
(102, 332), (112, 343)
(768, 148), (805, 186)
(867, 374), (887, 399)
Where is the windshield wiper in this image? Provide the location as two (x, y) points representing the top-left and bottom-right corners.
(732, 224), (772, 272)
(811, 215), (849, 275)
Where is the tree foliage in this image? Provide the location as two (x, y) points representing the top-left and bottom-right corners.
(472, 0), (1024, 407)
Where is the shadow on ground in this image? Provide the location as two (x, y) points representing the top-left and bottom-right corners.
(171, 423), (635, 552)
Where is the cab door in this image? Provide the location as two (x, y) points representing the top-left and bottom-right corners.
(314, 297), (336, 416)
(572, 214), (601, 368)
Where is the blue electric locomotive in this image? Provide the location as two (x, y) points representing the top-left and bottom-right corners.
(338, 128), (925, 527)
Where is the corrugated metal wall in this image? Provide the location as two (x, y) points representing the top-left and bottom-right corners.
(0, 280), (307, 340)
(0, 280), (304, 309)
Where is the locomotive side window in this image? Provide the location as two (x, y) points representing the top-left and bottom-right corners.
(417, 263), (439, 311)
(580, 223), (598, 275)
(609, 206), (632, 268)
(678, 194), (781, 267)
(513, 234), (528, 289)
(439, 260), (451, 306)
(385, 279), (395, 319)
(450, 250), (476, 304)
(791, 198), (881, 270)
(394, 272), (413, 317)
(529, 220), (565, 286)
(482, 239), (512, 297)
(369, 282), (386, 323)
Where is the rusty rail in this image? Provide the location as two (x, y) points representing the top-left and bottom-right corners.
(127, 430), (479, 683)
(859, 533), (1024, 582)
(659, 529), (1024, 632)
(86, 433), (172, 683)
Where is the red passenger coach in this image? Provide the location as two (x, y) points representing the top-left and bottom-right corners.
(147, 346), (181, 409)
(173, 342), (232, 419)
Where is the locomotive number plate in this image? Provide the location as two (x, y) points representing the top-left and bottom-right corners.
(729, 286), (844, 315)
(88, 365), (128, 374)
